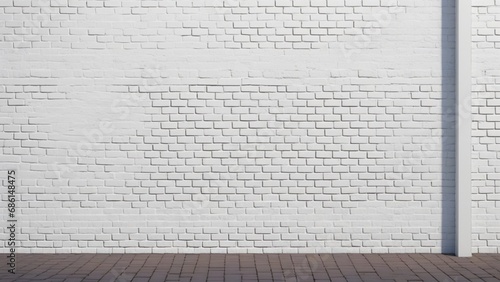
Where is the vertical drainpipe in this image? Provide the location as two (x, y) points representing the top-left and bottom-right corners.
(456, 0), (472, 257)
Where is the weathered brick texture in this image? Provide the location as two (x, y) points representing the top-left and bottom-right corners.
(472, 0), (500, 254)
(0, 0), (496, 254)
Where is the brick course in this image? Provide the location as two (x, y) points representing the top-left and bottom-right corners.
(0, 0), (497, 254)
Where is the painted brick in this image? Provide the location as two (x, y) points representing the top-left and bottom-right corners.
(0, 0), (495, 255)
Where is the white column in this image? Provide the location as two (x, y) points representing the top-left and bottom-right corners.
(456, 0), (472, 257)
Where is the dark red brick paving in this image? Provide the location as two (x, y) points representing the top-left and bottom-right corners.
(0, 254), (499, 281)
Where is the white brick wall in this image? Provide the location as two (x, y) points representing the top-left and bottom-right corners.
(0, 0), (495, 254)
(472, 0), (500, 254)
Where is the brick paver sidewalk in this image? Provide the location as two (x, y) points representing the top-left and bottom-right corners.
(1, 254), (499, 281)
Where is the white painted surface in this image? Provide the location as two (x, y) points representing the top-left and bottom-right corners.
(0, 0), (494, 254)
(456, 0), (472, 258)
(471, 0), (500, 254)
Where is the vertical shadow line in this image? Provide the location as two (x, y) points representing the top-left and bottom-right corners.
(441, 0), (456, 254)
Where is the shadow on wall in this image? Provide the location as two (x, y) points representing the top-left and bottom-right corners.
(441, 0), (456, 254)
